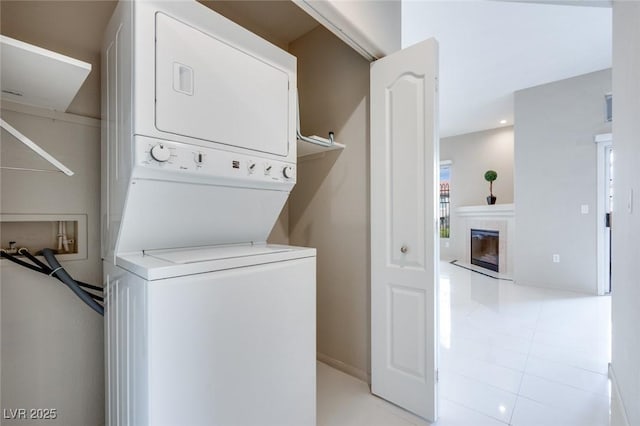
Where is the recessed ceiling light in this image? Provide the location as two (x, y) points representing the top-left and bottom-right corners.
(499, 119), (507, 124)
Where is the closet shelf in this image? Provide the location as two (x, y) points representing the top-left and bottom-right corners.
(297, 135), (345, 157)
(0, 36), (85, 176)
(0, 35), (91, 111)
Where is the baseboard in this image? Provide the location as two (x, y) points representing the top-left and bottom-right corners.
(514, 279), (599, 296)
(317, 352), (370, 384)
(609, 363), (631, 426)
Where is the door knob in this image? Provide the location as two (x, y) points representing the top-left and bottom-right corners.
(400, 245), (408, 254)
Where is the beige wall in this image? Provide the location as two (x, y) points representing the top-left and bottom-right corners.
(439, 127), (514, 261)
(611, 2), (640, 424)
(288, 26), (371, 380)
(1, 105), (104, 426)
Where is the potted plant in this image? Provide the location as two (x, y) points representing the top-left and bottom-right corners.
(484, 170), (497, 205)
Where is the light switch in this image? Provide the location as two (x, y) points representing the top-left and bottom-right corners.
(581, 204), (589, 214)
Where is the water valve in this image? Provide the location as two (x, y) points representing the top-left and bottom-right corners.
(5, 241), (18, 254)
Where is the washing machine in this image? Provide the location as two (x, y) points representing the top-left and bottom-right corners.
(104, 244), (315, 426)
(101, 1), (315, 425)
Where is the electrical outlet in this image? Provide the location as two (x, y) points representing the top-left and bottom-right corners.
(553, 254), (560, 263)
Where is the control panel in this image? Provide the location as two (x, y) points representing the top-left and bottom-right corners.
(133, 137), (296, 186)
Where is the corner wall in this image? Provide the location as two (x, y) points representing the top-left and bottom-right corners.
(440, 127), (514, 261)
(611, 2), (640, 424)
(514, 69), (611, 294)
(288, 26), (371, 380)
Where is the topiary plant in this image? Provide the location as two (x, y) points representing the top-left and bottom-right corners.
(484, 170), (498, 197)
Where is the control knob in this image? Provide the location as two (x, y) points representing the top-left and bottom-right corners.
(283, 166), (294, 179)
(150, 144), (171, 162)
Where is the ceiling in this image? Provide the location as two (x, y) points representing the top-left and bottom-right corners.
(402, 1), (612, 138)
(199, 1), (319, 49)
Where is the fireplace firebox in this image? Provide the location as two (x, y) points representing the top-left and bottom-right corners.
(471, 229), (499, 272)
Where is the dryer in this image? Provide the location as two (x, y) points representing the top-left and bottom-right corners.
(101, 1), (315, 425)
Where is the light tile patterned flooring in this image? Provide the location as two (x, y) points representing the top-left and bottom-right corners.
(317, 261), (613, 425)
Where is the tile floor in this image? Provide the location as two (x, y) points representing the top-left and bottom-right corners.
(317, 261), (613, 425)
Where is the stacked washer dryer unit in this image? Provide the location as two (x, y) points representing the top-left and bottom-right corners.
(101, 1), (315, 425)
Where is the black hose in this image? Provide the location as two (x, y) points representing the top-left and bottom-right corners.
(75, 288), (103, 302)
(18, 248), (50, 270)
(2, 250), (104, 305)
(41, 249), (104, 316)
(1, 250), (104, 303)
(0, 251), (45, 273)
(21, 249), (103, 293)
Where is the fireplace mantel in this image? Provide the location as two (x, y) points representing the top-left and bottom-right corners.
(456, 204), (515, 217)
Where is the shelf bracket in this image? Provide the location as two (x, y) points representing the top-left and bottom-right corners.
(0, 118), (74, 176)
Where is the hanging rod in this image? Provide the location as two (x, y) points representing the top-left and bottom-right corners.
(296, 130), (335, 147)
(0, 118), (74, 176)
(0, 166), (64, 173)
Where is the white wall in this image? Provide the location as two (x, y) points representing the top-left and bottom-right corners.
(514, 69), (611, 294)
(611, 2), (640, 424)
(1, 104), (104, 426)
(288, 26), (371, 381)
(440, 127), (514, 261)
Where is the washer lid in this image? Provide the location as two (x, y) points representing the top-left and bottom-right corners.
(146, 244), (293, 264)
(114, 243), (315, 281)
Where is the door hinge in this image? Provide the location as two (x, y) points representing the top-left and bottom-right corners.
(436, 369), (439, 383)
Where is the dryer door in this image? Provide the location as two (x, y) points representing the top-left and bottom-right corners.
(155, 13), (291, 157)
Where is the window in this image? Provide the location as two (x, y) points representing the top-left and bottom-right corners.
(440, 162), (451, 239)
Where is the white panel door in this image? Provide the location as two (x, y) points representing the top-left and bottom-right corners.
(370, 38), (439, 422)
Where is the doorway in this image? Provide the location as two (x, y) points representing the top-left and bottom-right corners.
(596, 133), (613, 295)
